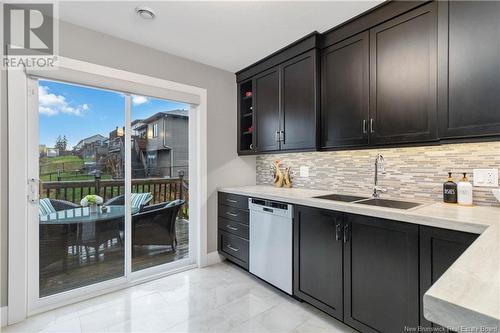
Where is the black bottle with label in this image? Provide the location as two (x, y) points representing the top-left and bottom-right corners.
(443, 172), (458, 204)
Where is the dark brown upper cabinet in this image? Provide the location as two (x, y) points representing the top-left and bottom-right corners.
(236, 33), (320, 154)
(369, 2), (438, 145)
(321, 31), (369, 149)
(280, 50), (318, 151)
(254, 67), (281, 152)
(254, 50), (318, 153)
(236, 1), (500, 155)
(438, 1), (500, 139)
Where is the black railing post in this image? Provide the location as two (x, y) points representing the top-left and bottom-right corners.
(94, 171), (101, 196)
(178, 170), (184, 200)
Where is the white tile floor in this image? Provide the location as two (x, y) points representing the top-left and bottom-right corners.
(3, 262), (356, 333)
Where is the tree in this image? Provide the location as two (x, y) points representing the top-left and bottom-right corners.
(55, 135), (68, 152)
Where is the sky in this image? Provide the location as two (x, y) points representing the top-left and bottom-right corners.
(39, 80), (190, 149)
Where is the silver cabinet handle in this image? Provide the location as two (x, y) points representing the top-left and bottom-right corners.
(335, 223), (342, 242)
(370, 119), (375, 134)
(227, 244), (240, 252)
(226, 225), (238, 231)
(226, 212), (238, 217)
(363, 120), (368, 134)
(343, 224), (350, 243)
(279, 130), (285, 143)
(275, 131), (280, 143)
(226, 199), (237, 203)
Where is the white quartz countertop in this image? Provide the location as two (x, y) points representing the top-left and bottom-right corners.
(218, 185), (500, 329)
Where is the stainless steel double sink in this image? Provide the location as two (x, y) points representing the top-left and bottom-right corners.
(313, 194), (421, 210)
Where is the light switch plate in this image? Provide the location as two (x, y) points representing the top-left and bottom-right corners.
(473, 169), (498, 187)
(299, 166), (309, 178)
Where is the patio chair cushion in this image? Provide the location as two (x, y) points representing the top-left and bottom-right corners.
(39, 198), (56, 216)
(131, 192), (153, 209)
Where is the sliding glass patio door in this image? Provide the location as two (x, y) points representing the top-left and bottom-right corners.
(130, 95), (190, 272)
(27, 77), (193, 313)
(35, 79), (127, 298)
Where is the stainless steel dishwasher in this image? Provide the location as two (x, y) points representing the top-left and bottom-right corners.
(248, 198), (293, 295)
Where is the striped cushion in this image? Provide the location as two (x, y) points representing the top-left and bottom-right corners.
(131, 192), (153, 209)
(39, 198), (56, 216)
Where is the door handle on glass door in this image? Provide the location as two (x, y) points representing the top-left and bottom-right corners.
(28, 178), (40, 204)
(279, 130), (285, 143)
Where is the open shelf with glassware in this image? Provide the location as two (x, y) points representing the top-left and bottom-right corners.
(238, 80), (255, 154)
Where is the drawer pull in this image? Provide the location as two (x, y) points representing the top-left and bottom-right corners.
(226, 212), (238, 217)
(226, 225), (238, 231)
(227, 244), (240, 252)
(226, 199), (237, 203)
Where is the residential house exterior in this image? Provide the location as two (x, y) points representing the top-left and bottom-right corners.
(73, 134), (108, 161)
(134, 110), (189, 178)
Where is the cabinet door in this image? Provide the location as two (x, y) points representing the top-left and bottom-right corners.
(255, 67), (280, 152)
(293, 206), (344, 320)
(280, 50), (318, 151)
(419, 226), (478, 328)
(438, 1), (500, 138)
(321, 31), (369, 148)
(369, 3), (438, 144)
(344, 214), (419, 332)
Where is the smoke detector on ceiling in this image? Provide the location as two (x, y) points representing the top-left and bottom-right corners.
(135, 7), (156, 20)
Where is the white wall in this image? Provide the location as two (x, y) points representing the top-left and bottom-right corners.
(0, 20), (256, 307)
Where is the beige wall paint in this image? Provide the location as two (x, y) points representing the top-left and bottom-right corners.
(0, 21), (256, 306)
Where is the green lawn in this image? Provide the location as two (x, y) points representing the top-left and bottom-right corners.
(40, 155), (112, 181)
(40, 155), (84, 174)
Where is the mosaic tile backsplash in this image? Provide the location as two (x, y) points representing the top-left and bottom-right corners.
(256, 142), (500, 206)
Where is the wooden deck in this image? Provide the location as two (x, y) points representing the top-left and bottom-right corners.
(40, 219), (189, 298)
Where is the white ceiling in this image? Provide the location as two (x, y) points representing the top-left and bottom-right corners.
(59, 1), (382, 72)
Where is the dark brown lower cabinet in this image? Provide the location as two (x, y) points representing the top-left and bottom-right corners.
(343, 214), (419, 333)
(293, 206), (344, 320)
(292, 206), (482, 333)
(419, 226), (479, 329)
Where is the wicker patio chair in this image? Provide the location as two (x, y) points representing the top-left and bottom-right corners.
(131, 200), (185, 256)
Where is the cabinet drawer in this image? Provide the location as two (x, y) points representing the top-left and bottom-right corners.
(220, 231), (249, 265)
(218, 205), (249, 224)
(218, 192), (248, 210)
(218, 217), (249, 239)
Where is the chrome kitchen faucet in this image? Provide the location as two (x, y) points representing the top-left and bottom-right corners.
(373, 154), (387, 198)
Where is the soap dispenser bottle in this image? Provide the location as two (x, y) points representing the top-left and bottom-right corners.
(443, 172), (457, 204)
(457, 172), (473, 206)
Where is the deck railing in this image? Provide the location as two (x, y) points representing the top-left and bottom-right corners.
(41, 175), (189, 217)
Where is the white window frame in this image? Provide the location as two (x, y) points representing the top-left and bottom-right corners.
(152, 123), (158, 138)
(7, 57), (208, 324)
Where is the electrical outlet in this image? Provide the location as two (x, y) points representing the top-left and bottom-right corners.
(299, 166), (309, 178)
(473, 169), (498, 187)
